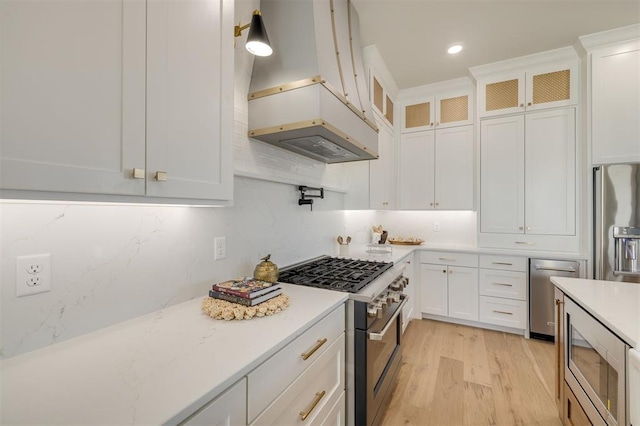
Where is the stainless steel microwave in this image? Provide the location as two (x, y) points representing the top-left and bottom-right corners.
(564, 297), (629, 425)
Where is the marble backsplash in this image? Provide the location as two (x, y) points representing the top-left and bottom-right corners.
(0, 177), (346, 358)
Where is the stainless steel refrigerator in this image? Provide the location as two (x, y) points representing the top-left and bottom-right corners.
(594, 163), (640, 283)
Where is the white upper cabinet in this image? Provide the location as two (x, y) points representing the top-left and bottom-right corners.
(370, 73), (395, 127)
(524, 108), (576, 236)
(145, 0), (233, 201)
(480, 109), (576, 240)
(369, 119), (395, 210)
(399, 131), (435, 209)
(399, 125), (474, 211)
(401, 89), (473, 133)
(480, 115), (526, 234)
(0, 0), (146, 196)
(477, 62), (578, 118)
(590, 39), (640, 165)
(435, 126), (475, 210)
(0, 0), (233, 204)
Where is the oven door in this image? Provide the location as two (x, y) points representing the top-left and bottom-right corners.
(355, 296), (407, 426)
(565, 297), (628, 425)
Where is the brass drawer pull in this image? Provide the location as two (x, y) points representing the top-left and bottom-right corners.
(493, 310), (513, 315)
(515, 241), (535, 245)
(300, 390), (326, 421)
(492, 282), (513, 287)
(438, 257), (456, 261)
(301, 338), (327, 361)
(132, 168), (145, 179)
(492, 262), (513, 266)
(155, 171), (168, 181)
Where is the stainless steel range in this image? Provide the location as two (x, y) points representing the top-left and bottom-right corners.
(279, 255), (409, 426)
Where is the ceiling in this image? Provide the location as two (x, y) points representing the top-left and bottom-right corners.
(351, 0), (640, 89)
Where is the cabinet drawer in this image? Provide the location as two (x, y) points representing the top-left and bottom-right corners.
(479, 255), (527, 272)
(251, 334), (345, 426)
(479, 296), (526, 329)
(479, 269), (527, 300)
(248, 304), (345, 422)
(419, 251), (478, 267)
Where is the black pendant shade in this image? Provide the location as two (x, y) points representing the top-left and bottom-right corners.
(245, 11), (272, 57)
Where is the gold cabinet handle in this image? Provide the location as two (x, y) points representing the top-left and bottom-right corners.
(515, 241), (535, 245)
(492, 282), (513, 287)
(526, 226), (532, 231)
(528, 102), (532, 106)
(132, 168), (145, 179)
(519, 103), (524, 108)
(430, 122), (434, 126)
(155, 171), (167, 181)
(493, 310), (513, 315)
(299, 390), (326, 421)
(518, 226), (524, 231)
(301, 338), (327, 361)
(492, 262), (513, 266)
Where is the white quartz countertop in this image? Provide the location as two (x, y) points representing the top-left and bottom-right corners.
(0, 284), (348, 425)
(551, 277), (640, 348)
(342, 242), (586, 264)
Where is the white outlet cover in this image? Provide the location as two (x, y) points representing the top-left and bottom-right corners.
(214, 237), (227, 260)
(16, 254), (51, 297)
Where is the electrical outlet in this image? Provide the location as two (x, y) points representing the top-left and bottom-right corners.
(214, 237), (227, 260)
(433, 222), (441, 232)
(17, 254), (51, 297)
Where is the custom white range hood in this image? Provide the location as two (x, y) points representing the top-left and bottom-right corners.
(247, 0), (379, 163)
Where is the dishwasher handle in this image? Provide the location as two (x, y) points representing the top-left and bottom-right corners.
(534, 265), (576, 274)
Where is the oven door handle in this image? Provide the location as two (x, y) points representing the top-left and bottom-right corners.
(368, 296), (408, 341)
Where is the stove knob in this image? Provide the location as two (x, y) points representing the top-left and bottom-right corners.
(367, 307), (378, 318)
(392, 292), (401, 302)
(377, 307), (384, 319)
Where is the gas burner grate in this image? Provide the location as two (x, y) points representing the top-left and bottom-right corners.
(278, 256), (393, 293)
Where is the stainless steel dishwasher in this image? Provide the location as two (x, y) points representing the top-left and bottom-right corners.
(529, 258), (583, 341)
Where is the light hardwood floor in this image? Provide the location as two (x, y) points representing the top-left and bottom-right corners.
(379, 319), (562, 426)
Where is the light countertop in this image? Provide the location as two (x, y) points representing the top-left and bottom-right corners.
(551, 277), (640, 348)
(341, 242), (586, 264)
(0, 284), (348, 425)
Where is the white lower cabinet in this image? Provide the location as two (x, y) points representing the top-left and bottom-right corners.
(248, 304), (345, 425)
(183, 304), (345, 426)
(479, 296), (527, 329)
(251, 335), (344, 425)
(420, 251), (528, 334)
(181, 378), (247, 425)
(420, 251), (479, 321)
(478, 255), (527, 331)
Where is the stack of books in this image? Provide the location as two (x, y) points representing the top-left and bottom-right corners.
(209, 278), (282, 306)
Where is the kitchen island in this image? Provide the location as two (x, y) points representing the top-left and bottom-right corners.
(551, 277), (640, 425)
(551, 277), (639, 348)
(1, 284), (348, 425)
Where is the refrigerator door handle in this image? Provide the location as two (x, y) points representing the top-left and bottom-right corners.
(534, 266), (577, 273)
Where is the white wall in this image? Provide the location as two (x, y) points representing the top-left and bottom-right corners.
(0, 178), (345, 358)
(345, 210), (477, 246)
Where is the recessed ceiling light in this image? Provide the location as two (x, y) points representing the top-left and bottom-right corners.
(448, 44), (463, 54)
